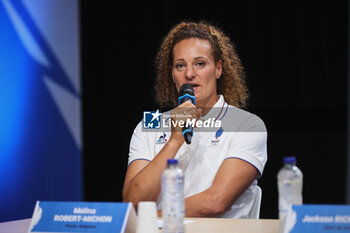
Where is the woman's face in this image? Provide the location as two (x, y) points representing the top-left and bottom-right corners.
(172, 38), (222, 108)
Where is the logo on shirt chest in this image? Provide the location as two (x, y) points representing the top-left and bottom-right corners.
(211, 127), (224, 147)
(156, 132), (167, 144)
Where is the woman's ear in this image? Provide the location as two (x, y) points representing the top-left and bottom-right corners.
(216, 60), (223, 79)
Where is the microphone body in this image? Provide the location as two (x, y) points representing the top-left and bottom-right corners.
(178, 84), (196, 144)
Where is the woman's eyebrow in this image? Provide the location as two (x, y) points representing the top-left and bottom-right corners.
(174, 57), (207, 62)
(174, 58), (185, 62)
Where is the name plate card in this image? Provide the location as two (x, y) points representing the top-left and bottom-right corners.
(28, 201), (137, 233)
(283, 204), (350, 233)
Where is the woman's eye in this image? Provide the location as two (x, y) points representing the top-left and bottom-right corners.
(175, 63), (185, 69)
(195, 61), (205, 67)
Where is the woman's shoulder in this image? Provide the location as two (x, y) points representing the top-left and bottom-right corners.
(222, 104), (267, 132)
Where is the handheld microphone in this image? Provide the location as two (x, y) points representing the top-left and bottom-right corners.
(178, 84), (196, 144)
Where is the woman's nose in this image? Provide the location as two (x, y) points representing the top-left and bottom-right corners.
(185, 65), (195, 80)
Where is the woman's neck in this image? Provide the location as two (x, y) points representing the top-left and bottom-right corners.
(196, 94), (219, 116)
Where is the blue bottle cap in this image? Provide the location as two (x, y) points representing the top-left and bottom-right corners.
(167, 159), (178, 165)
(284, 156), (296, 164)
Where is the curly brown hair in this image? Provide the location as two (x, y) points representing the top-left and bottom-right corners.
(154, 21), (249, 109)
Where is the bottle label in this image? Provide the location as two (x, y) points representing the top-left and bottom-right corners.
(278, 179), (303, 220)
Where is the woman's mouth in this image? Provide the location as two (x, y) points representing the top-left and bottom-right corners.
(190, 83), (200, 91)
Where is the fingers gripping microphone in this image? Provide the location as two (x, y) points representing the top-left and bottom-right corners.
(178, 84), (196, 144)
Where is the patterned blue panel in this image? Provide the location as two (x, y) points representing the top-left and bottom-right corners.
(0, 0), (82, 222)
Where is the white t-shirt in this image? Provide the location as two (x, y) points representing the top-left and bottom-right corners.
(128, 95), (267, 218)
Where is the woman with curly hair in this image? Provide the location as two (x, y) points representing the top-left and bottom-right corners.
(122, 21), (267, 218)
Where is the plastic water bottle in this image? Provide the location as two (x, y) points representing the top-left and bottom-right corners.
(161, 159), (185, 233)
(277, 156), (303, 228)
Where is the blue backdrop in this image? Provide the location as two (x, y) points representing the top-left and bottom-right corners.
(0, 0), (82, 221)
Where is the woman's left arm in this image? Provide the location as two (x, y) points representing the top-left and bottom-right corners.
(156, 115), (267, 217)
(183, 158), (258, 217)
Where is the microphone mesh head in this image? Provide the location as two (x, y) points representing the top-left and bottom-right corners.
(179, 84), (194, 96)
